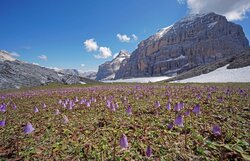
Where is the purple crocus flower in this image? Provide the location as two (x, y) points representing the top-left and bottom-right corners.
(0, 120), (6, 127)
(155, 101), (161, 108)
(126, 106), (132, 115)
(55, 109), (60, 115)
(110, 102), (116, 112)
(185, 109), (190, 116)
(62, 115), (69, 124)
(0, 104), (6, 112)
(24, 122), (35, 134)
(218, 97), (223, 103)
(13, 104), (17, 110)
(193, 104), (201, 115)
(86, 101), (91, 107)
(174, 115), (184, 127)
(43, 103), (47, 108)
(119, 134), (128, 149)
(197, 94), (201, 99)
(34, 107), (39, 113)
(75, 97), (79, 102)
(146, 146), (152, 157)
(174, 102), (184, 112)
(167, 123), (174, 130)
(106, 100), (111, 108)
(166, 102), (171, 110)
(212, 125), (221, 136)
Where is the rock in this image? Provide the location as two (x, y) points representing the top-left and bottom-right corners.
(96, 50), (130, 80)
(115, 12), (249, 79)
(0, 51), (98, 90)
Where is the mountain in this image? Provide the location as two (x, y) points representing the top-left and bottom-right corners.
(56, 69), (97, 80)
(80, 71), (97, 80)
(0, 51), (98, 90)
(115, 12), (249, 79)
(96, 50), (130, 80)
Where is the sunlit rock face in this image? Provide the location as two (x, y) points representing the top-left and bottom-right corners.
(115, 12), (249, 79)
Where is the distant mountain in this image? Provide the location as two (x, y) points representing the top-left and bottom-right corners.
(115, 12), (249, 79)
(80, 71), (97, 80)
(57, 69), (97, 80)
(0, 51), (98, 90)
(96, 50), (130, 80)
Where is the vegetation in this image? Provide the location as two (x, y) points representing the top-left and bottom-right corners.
(0, 83), (249, 160)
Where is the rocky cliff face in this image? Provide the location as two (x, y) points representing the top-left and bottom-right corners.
(96, 50), (130, 80)
(0, 51), (97, 90)
(115, 12), (249, 79)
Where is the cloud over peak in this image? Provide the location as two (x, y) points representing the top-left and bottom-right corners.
(95, 47), (112, 59)
(84, 39), (98, 52)
(117, 34), (130, 42)
(178, 0), (250, 21)
(117, 33), (138, 42)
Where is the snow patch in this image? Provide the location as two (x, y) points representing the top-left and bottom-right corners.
(208, 22), (218, 28)
(172, 65), (250, 83)
(103, 76), (173, 83)
(156, 55), (186, 64)
(80, 81), (86, 84)
(57, 73), (64, 77)
(154, 25), (173, 40)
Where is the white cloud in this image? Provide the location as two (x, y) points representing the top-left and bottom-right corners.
(10, 52), (20, 57)
(38, 55), (48, 61)
(132, 34), (138, 41)
(117, 34), (131, 42)
(84, 38), (98, 52)
(80, 64), (85, 67)
(94, 47), (112, 59)
(113, 53), (119, 59)
(178, 0), (250, 21)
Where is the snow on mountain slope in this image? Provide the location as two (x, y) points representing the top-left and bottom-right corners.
(103, 76), (172, 83)
(172, 65), (250, 83)
(0, 50), (16, 61)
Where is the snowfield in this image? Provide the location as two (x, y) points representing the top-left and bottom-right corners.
(172, 65), (250, 83)
(103, 65), (250, 83)
(103, 76), (173, 83)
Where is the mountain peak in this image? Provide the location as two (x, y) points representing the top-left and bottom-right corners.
(115, 50), (129, 59)
(96, 50), (130, 80)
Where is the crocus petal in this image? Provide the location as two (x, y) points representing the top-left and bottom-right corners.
(146, 146), (152, 157)
(119, 134), (128, 149)
(24, 122), (35, 134)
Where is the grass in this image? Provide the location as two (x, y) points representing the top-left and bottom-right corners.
(0, 83), (249, 160)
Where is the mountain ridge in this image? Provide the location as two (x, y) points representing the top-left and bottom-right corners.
(0, 51), (98, 90)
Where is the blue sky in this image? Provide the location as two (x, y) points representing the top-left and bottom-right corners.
(0, 0), (249, 71)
